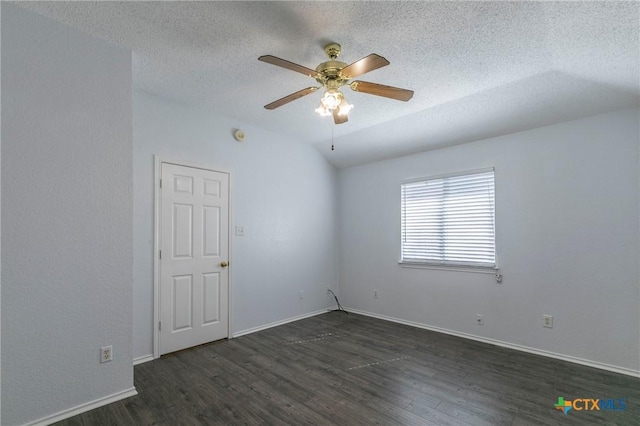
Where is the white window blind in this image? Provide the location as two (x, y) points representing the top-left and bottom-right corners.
(401, 169), (496, 268)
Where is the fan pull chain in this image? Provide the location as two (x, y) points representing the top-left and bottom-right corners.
(331, 125), (335, 151)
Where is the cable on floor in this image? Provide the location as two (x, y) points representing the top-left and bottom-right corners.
(327, 289), (348, 314)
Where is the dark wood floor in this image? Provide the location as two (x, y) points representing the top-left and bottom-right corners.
(56, 312), (639, 425)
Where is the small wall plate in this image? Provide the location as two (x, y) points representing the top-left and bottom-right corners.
(233, 129), (245, 142)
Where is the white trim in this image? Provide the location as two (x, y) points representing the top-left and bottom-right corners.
(153, 156), (232, 358)
(398, 262), (498, 274)
(401, 166), (495, 185)
(232, 310), (327, 338)
(227, 170), (234, 340)
(153, 156), (161, 359)
(133, 354), (154, 366)
(347, 308), (640, 379)
(25, 387), (137, 426)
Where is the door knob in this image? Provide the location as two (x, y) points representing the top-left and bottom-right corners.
(220, 261), (229, 268)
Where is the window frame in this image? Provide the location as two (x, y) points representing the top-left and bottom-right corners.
(399, 167), (498, 271)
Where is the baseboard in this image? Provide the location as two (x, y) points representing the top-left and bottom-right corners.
(136, 310), (330, 359)
(232, 309), (328, 338)
(26, 387), (138, 426)
(347, 308), (640, 379)
(133, 354), (154, 365)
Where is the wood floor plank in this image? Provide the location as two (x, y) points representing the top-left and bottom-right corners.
(53, 312), (640, 425)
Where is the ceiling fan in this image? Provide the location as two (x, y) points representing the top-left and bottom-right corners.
(258, 43), (414, 124)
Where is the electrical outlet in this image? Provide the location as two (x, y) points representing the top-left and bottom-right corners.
(101, 345), (112, 363)
(298, 290), (304, 300)
(476, 314), (484, 325)
(543, 314), (553, 328)
(373, 289), (378, 299)
(327, 288), (331, 295)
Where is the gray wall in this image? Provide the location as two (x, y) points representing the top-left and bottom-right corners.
(1, 4), (134, 425)
(133, 90), (339, 359)
(339, 108), (640, 373)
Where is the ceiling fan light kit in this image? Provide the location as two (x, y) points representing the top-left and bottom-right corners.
(258, 43), (413, 125)
(321, 88), (343, 110)
(315, 104), (332, 117)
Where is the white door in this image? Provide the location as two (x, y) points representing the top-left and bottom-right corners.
(159, 163), (229, 355)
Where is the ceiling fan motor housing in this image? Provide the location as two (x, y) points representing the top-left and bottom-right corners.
(315, 43), (350, 87)
(315, 60), (348, 87)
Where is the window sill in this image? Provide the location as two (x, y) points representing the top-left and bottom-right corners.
(398, 262), (498, 274)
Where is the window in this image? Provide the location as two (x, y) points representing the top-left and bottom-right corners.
(401, 168), (496, 268)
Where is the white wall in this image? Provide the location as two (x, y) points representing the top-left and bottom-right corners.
(133, 90), (338, 359)
(1, 4), (134, 425)
(339, 108), (640, 373)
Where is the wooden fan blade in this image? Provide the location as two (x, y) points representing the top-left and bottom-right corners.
(264, 87), (318, 110)
(350, 80), (414, 101)
(340, 54), (389, 79)
(258, 55), (319, 78)
(333, 108), (348, 125)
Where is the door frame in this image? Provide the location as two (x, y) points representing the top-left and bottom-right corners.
(152, 155), (233, 359)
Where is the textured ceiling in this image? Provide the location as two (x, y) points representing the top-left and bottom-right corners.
(15, 1), (640, 168)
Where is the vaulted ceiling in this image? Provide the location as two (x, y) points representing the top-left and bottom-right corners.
(15, 1), (640, 167)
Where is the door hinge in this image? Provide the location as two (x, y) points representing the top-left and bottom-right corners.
(159, 250), (162, 259)
(159, 179), (162, 188)
(159, 321), (162, 331)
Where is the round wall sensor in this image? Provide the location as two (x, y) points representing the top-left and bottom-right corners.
(233, 129), (245, 142)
